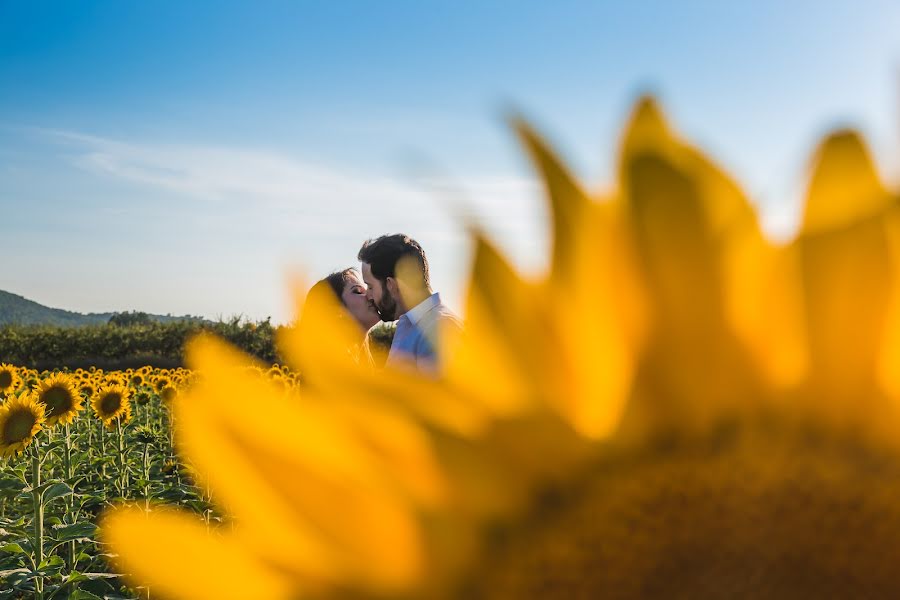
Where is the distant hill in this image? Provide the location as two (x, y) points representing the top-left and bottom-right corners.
(0, 289), (204, 327)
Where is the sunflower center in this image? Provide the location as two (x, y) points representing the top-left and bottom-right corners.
(475, 427), (900, 599)
(2, 409), (36, 444)
(42, 386), (73, 417)
(0, 371), (13, 389)
(100, 392), (122, 415)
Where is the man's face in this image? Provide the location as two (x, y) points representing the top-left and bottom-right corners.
(361, 262), (399, 321)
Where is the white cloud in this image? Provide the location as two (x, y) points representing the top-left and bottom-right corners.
(35, 129), (551, 320)
(42, 128), (545, 233)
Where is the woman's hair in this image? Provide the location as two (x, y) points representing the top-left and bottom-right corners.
(321, 268), (359, 305)
(299, 267), (374, 367)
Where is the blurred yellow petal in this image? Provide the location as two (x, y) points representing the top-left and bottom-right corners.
(802, 130), (891, 234)
(620, 149), (763, 436)
(101, 507), (290, 600)
(513, 117), (591, 287)
(515, 121), (642, 438)
(443, 234), (550, 415)
(179, 335), (428, 591)
(878, 212), (900, 398)
(796, 131), (896, 421)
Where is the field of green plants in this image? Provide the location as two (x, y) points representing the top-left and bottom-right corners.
(0, 313), (397, 599)
(0, 363), (284, 599)
(0, 320), (395, 373)
(0, 319), (279, 371)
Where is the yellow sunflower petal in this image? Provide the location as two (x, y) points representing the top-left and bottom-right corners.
(443, 233), (547, 415)
(179, 334), (429, 592)
(618, 102), (766, 436)
(802, 130), (891, 234)
(515, 120), (642, 437)
(797, 131), (896, 418)
(513, 117), (591, 286)
(101, 506), (290, 600)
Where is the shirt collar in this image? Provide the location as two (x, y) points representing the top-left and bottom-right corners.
(402, 292), (441, 326)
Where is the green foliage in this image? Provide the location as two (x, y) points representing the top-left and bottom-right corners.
(0, 376), (215, 599)
(368, 322), (396, 359)
(107, 312), (154, 327)
(0, 318), (279, 369)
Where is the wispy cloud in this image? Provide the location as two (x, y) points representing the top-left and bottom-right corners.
(36, 128), (551, 285)
(40, 128), (544, 230)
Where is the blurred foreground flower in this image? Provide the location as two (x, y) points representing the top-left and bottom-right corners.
(102, 97), (900, 598)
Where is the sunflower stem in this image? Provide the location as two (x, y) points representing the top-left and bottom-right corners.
(85, 414), (93, 481)
(116, 417), (127, 497)
(99, 419), (106, 487)
(142, 440), (150, 511)
(63, 422), (76, 571)
(30, 435), (44, 600)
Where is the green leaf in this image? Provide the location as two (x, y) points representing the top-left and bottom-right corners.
(0, 477), (25, 493)
(41, 482), (73, 506)
(0, 516), (26, 528)
(62, 570), (88, 584)
(0, 567), (30, 589)
(68, 590), (104, 600)
(37, 554), (65, 576)
(78, 572), (119, 579)
(52, 522), (97, 542)
(0, 542), (25, 554)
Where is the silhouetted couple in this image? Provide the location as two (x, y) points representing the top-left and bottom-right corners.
(308, 234), (461, 372)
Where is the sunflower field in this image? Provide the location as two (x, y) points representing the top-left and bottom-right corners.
(0, 362), (297, 599)
(0, 318), (279, 371)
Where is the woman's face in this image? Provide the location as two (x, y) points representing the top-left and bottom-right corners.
(341, 272), (381, 331)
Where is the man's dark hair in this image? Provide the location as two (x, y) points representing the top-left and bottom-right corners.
(358, 234), (430, 288)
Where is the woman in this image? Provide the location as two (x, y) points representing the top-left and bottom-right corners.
(297, 268), (382, 368)
(318, 268), (381, 333)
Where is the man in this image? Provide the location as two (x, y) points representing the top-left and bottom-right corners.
(358, 233), (461, 371)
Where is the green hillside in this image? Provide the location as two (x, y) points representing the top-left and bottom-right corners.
(0, 289), (200, 327)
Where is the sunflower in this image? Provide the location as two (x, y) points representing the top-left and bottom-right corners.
(0, 393), (46, 457)
(35, 373), (84, 427)
(102, 98), (900, 599)
(79, 382), (95, 399)
(159, 384), (178, 403)
(129, 372), (144, 388)
(153, 376), (171, 393)
(103, 374), (125, 388)
(0, 363), (21, 397)
(91, 385), (133, 428)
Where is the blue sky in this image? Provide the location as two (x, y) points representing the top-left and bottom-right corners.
(2, 1), (899, 322)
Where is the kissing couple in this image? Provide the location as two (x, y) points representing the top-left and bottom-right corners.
(301, 233), (462, 372)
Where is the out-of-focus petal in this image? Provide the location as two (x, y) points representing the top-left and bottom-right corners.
(515, 121), (641, 438)
(617, 99), (767, 436)
(180, 335), (428, 592)
(797, 132), (895, 420)
(101, 506), (290, 600)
